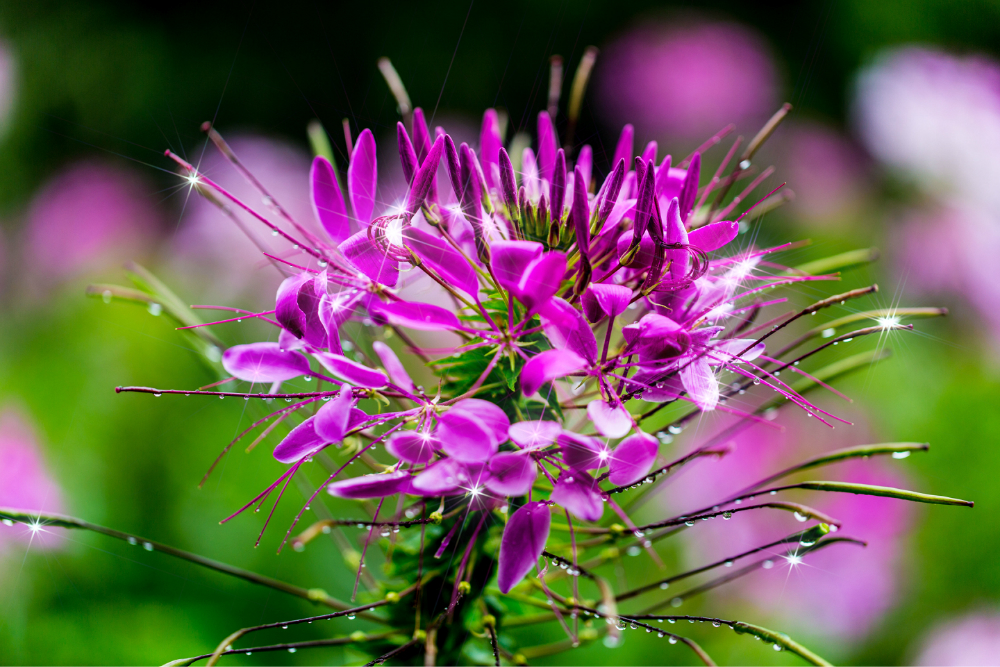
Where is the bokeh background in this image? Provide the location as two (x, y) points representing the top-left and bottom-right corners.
(2, 1), (1000, 664)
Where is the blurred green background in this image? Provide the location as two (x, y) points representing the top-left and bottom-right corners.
(1, 1), (999, 665)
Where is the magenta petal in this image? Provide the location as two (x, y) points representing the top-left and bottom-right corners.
(340, 229), (399, 287)
(679, 152), (700, 220)
(497, 501), (550, 593)
(577, 145), (593, 191)
(348, 128), (377, 225)
(410, 458), (469, 496)
(436, 411), (499, 463)
(680, 357), (718, 411)
(516, 251), (567, 312)
(612, 124), (634, 174)
(557, 431), (607, 471)
(314, 352), (388, 388)
(374, 299), (461, 331)
(538, 298), (598, 364)
(581, 283), (631, 323)
(608, 432), (658, 486)
(386, 431), (440, 464)
(663, 198), (690, 280)
(327, 471), (410, 499)
(479, 109), (503, 191)
(491, 240), (543, 294)
(310, 156), (351, 245)
(315, 385), (356, 443)
(688, 220), (739, 253)
(405, 135), (445, 215)
(401, 226), (478, 298)
(537, 111), (557, 182)
(641, 140), (658, 166)
(616, 229), (656, 269)
(509, 420), (562, 450)
(397, 122), (418, 184)
(447, 399), (510, 444)
(372, 341), (414, 393)
(275, 273), (311, 338)
(485, 452), (537, 496)
(520, 348), (589, 397)
(550, 471), (604, 521)
(273, 416), (324, 464)
(587, 399), (632, 439)
(708, 338), (766, 365)
(222, 342), (311, 383)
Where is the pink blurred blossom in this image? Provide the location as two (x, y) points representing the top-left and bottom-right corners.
(170, 134), (316, 301)
(914, 610), (1000, 666)
(0, 407), (65, 551)
(22, 160), (161, 287)
(661, 409), (911, 639)
(595, 18), (779, 143)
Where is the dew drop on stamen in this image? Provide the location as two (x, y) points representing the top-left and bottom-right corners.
(127, 536), (137, 545)
(102, 290), (113, 304)
(659, 582), (669, 590)
(722, 511), (732, 520)
(724, 560), (733, 568)
(272, 230), (279, 236)
(288, 648), (297, 653)
(668, 636), (678, 644)
(892, 451), (911, 459)
(153, 392), (162, 397)
(671, 598), (683, 608)
(773, 644), (783, 652)
(147, 303), (162, 316)
(684, 520), (695, 527)
(713, 621), (721, 627)
(347, 613), (356, 620)
(282, 625), (288, 629)
(794, 512), (808, 522)
(667, 425), (683, 435)
(143, 542), (153, 551)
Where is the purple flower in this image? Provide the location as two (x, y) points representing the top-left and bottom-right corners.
(914, 610), (1000, 666)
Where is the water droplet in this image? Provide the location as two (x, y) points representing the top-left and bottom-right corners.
(282, 625), (288, 629)
(684, 520), (694, 527)
(670, 598), (683, 608)
(626, 545), (641, 557)
(724, 560), (733, 567)
(656, 431), (673, 445)
(147, 302), (162, 316)
(892, 451), (911, 459)
(347, 613), (356, 620)
(143, 542), (153, 551)
(184, 393), (190, 397)
(713, 621), (721, 627)
(667, 425), (683, 435)
(753, 378), (761, 385)
(658, 632), (665, 638)
(773, 644), (783, 652)
(800, 538), (816, 547)
(734, 499), (742, 505)
(245, 652), (252, 656)
(769, 490), (777, 495)
(602, 635), (620, 648)
(272, 230), (279, 236)
(219, 395), (225, 399)
(1, 519), (12, 527)
(288, 648), (297, 653)
(102, 290), (113, 304)
(152, 392), (162, 398)
(722, 511), (732, 520)
(304, 376), (311, 382)
(659, 582), (669, 590)
(127, 536), (138, 545)
(668, 636), (678, 644)
(293, 542), (305, 552)
(739, 159), (751, 170)
(821, 328), (836, 338)
(794, 512), (808, 522)
(668, 619), (676, 624)
(630, 621), (638, 630)
(763, 560), (774, 569)
(244, 395), (250, 401)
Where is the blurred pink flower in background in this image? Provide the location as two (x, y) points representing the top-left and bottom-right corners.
(169, 134), (315, 302)
(22, 160), (161, 290)
(595, 18), (779, 145)
(661, 409), (911, 639)
(0, 407), (65, 551)
(855, 47), (1000, 352)
(776, 121), (869, 226)
(913, 610), (1000, 666)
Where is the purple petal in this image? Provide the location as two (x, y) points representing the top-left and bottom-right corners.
(397, 122), (418, 185)
(680, 357), (718, 411)
(550, 149), (567, 221)
(315, 385), (356, 443)
(340, 228), (399, 287)
(679, 152), (701, 221)
(557, 431), (608, 471)
(520, 348), (589, 397)
(640, 140), (658, 166)
(550, 471), (604, 521)
(401, 226), (478, 298)
(409, 459), (478, 496)
(386, 430), (440, 464)
(273, 417), (324, 464)
(412, 108), (432, 161)
(479, 109), (503, 191)
(327, 471), (411, 499)
(447, 399), (510, 444)
(615, 229), (655, 269)
(444, 135), (462, 201)
(485, 452), (537, 496)
(571, 165), (590, 253)
(348, 128), (377, 225)
(314, 353), (388, 389)
(538, 297), (598, 364)
(222, 342), (311, 383)
(498, 148), (518, 209)
(491, 240), (543, 294)
(587, 399), (633, 439)
(435, 411), (499, 463)
(320, 290), (361, 351)
(509, 420), (562, 450)
(537, 111), (557, 182)
(275, 273), (311, 339)
(577, 145), (593, 192)
(374, 299), (461, 331)
(688, 220), (739, 253)
(497, 501), (550, 593)
(405, 135), (445, 216)
(663, 198), (690, 281)
(612, 124), (634, 174)
(708, 338), (766, 365)
(297, 275), (328, 348)
(581, 284), (631, 323)
(310, 156), (351, 245)
(516, 251), (567, 312)
(607, 432), (658, 486)
(372, 341), (414, 393)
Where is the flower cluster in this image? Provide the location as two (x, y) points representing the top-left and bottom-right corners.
(77, 56), (973, 666)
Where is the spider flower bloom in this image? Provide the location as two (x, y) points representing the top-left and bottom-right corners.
(22, 160), (160, 291)
(596, 18), (779, 142)
(0, 407), (65, 550)
(914, 610), (1000, 666)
